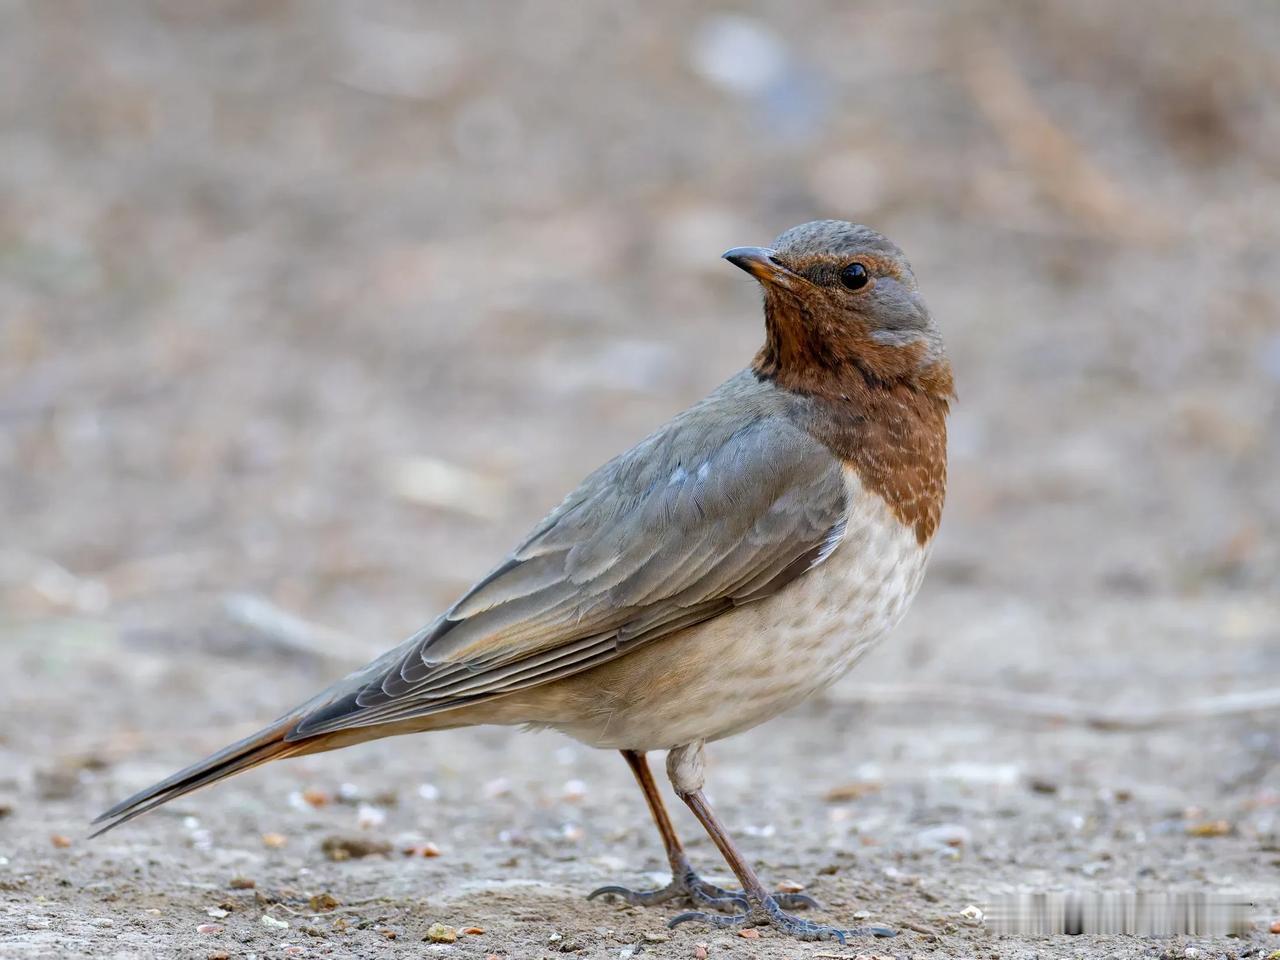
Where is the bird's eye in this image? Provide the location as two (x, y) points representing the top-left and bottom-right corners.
(839, 262), (869, 291)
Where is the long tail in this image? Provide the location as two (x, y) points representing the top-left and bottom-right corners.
(91, 716), (325, 837)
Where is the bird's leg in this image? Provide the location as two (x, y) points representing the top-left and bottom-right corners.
(664, 743), (896, 943)
(587, 750), (817, 914)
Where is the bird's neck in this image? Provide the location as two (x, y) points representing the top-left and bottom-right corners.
(753, 297), (953, 401)
(753, 303), (953, 546)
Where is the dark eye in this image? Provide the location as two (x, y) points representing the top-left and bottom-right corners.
(839, 262), (869, 291)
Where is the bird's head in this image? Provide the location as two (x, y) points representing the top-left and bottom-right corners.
(725, 220), (952, 400)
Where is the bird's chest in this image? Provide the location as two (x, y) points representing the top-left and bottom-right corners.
(548, 470), (932, 750)
(664, 473), (930, 746)
(753, 479), (929, 687)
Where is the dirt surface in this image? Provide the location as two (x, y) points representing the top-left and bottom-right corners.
(3, 2), (1280, 958)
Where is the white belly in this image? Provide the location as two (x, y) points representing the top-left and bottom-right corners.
(549, 468), (931, 750)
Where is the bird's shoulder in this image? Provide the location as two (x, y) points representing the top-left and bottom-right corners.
(528, 368), (835, 533)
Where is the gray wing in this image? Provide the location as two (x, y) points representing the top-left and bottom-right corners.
(291, 379), (847, 739)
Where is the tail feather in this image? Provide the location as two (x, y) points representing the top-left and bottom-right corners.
(91, 717), (313, 837)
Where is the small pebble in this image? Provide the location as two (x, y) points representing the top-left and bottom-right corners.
(402, 842), (442, 858)
(739, 928), (760, 939)
(321, 835), (392, 861)
(90, 918), (114, 928)
(49, 834), (72, 849)
(380, 928), (398, 940)
(262, 832), (288, 849)
(917, 824), (971, 849)
(777, 880), (805, 894)
(207, 953), (230, 960)
(309, 892), (340, 912)
(261, 914), (290, 930)
(25, 916), (51, 931)
(823, 782), (881, 802)
(643, 931), (670, 942)
(1270, 919), (1280, 934)
(425, 922), (457, 943)
(461, 927), (485, 935)
(206, 907), (229, 919)
(693, 945), (708, 959)
(302, 788), (330, 807)
(229, 876), (256, 889)
(196, 923), (224, 935)
(960, 904), (984, 923)
(284, 947), (306, 957)
(1185, 820), (1232, 838)
(356, 803), (386, 830)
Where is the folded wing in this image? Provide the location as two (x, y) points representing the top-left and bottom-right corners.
(291, 381), (847, 739)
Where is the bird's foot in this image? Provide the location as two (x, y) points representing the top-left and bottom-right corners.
(669, 893), (896, 943)
(589, 866), (819, 914)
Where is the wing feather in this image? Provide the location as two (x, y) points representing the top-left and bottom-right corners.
(289, 373), (846, 740)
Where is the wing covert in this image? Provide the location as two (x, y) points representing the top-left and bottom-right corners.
(290, 375), (847, 739)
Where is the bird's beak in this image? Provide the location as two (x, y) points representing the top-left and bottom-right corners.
(722, 247), (804, 292)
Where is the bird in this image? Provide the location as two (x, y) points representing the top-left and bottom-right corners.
(94, 220), (952, 943)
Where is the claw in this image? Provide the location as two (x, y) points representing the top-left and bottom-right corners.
(693, 890), (750, 913)
(589, 866), (822, 917)
(669, 908), (768, 932)
(588, 863), (856, 941)
(775, 891), (822, 911)
(668, 894), (895, 943)
(854, 923), (898, 938)
(587, 882), (674, 906)
(588, 870), (747, 914)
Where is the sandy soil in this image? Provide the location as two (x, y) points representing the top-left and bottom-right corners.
(2, 2), (1279, 958)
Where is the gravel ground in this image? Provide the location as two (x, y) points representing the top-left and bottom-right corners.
(2, 2), (1279, 959)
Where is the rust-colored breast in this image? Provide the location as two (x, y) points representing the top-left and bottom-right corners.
(805, 375), (950, 546)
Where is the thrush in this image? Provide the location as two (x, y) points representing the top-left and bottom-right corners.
(95, 220), (952, 943)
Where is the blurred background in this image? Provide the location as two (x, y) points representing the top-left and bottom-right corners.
(2, 2), (1278, 957)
